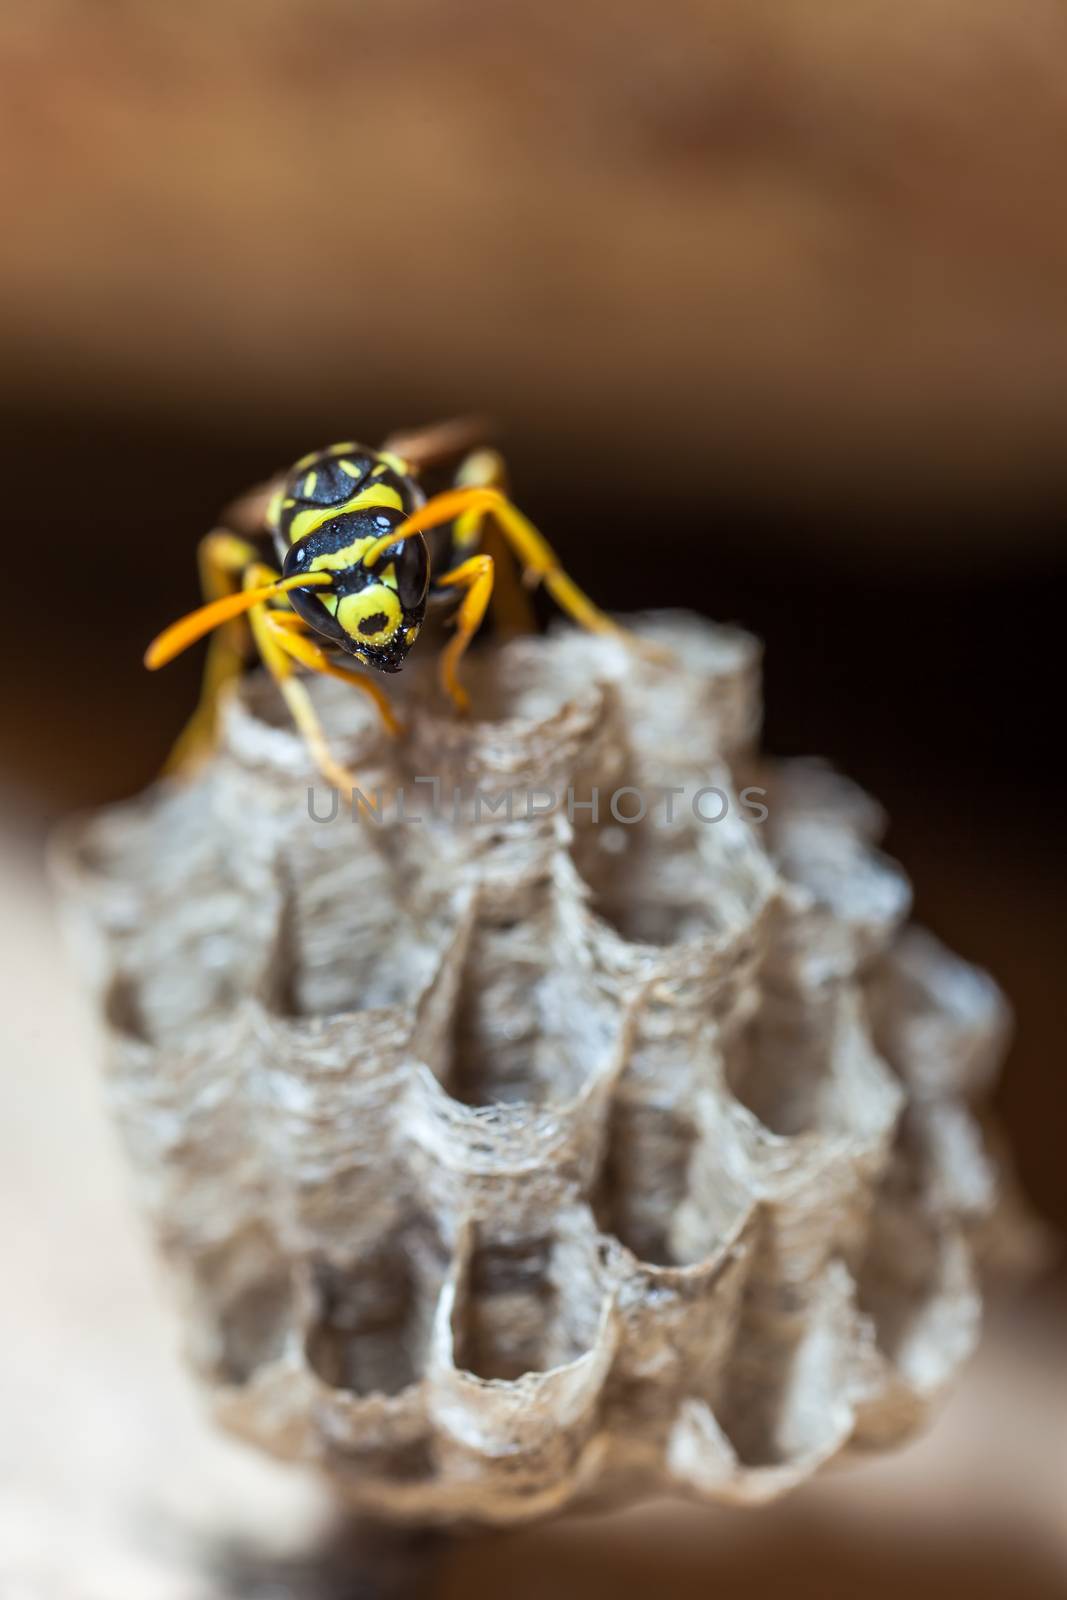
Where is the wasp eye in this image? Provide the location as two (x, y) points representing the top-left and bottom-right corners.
(393, 535), (429, 611)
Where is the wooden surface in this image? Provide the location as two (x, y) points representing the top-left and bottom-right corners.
(2, 823), (1065, 1597)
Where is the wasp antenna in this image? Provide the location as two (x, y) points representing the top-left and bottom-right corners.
(363, 487), (504, 568)
(145, 573), (331, 669)
(381, 414), (494, 470)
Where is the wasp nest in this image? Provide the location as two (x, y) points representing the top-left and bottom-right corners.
(56, 615), (1021, 1525)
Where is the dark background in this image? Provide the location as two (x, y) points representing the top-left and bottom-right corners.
(0, 6), (1064, 1594)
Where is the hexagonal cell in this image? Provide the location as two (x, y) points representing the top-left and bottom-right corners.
(262, 850), (450, 1022)
(856, 1111), (981, 1390)
(420, 895), (621, 1109)
(397, 629), (607, 729)
(97, 872), (273, 1047)
(572, 802), (774, 952)
(724, 989), (834, 1136)
(305, 1220), (449, 1398)
(595, 1079), (758, 1272)
(766, 827), (911, 986)
(724, 985), (900, 1143)
(451, 1228), (605, 1382)
(714, 1259), (861, 1470)
(103, 971), (264, 1253)
(866, 926), (1011, 1100)
(522, 615), (762, 775)
(595, 1101), (702, 1267)
(57, 782), (279, 1036)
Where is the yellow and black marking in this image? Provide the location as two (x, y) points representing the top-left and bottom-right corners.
(266, 442), (430, 674)
(146, 426), (631, 792)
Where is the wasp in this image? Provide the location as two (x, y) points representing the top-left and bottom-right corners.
(146, 420), (630, 789)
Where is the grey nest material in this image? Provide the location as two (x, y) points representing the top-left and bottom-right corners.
(56, 614), (1023, 1525)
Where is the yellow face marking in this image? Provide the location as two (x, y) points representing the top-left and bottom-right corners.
(405, 623), (421, 645)
(287, 483), (405, 544)
(377, 451), (411, 478)
(302, 470), (317, 498)
(339, 459), (362, 477)
(336, 585), (402, 647)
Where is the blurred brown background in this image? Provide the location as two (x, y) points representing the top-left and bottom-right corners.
(0, 3), (1063, 1595)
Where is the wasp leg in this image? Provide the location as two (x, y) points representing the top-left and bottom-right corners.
(266, 613), (405, 739)
(237, 566), (357, 792)
(481, 496), (624, 637)
(461, 492), (672, 662)
(433, 553), (496, 714)
(367, 486), (627, 639)
(451, 450), (536, 637)
(470, 493), (674, 663)
(163, 531), (259, 774)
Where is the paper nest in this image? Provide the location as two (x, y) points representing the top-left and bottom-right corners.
(55, 614), (1022, 1525)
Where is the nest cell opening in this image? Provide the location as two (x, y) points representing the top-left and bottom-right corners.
(452, 1230), (603, 1382)
(432, 914), (615, 1108)
(855, 1110), (975, 1383)
(263, 861), (447, 1023)
(398, 631), (607, 728)
(724, 989), (844, 1137)
(305, 1220), (449, 1398)
(571, 805), (772, 952)
(594, 1101), (705, 1266)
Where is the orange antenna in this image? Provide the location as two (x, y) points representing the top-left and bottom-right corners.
(362, 487), (504, 568)
(145, 573), (331, 669)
